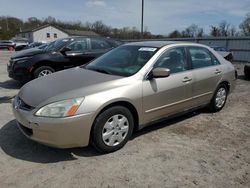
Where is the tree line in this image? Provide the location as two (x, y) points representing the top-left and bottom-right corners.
(0, 12), (249, 40)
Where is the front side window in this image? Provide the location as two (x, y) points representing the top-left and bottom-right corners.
(189, 47), (220, 69)
(66, 39), (87, 51)
(153, 47), (188, 74)
(91, 38), (112, 50)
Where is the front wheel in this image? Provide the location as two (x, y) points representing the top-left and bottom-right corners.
(91, 106), (134, 153)
(34, 66), (55, 78)
(209, 84), (228, 112)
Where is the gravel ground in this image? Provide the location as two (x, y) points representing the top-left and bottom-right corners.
(0, 51), (249, 188)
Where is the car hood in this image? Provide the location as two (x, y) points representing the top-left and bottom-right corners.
(18, 67), (124, 107)
(12, 48), (45, 59)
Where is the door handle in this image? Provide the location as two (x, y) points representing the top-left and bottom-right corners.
(214, 69), (222, 74)
(182, 77), (192, 83)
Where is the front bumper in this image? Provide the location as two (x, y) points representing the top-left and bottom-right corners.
(12, 98), (94, 148)
(7, 61), (32, 82)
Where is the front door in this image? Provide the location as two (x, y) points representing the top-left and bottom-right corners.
(142, 47), (193, 123)
(64, 38), (90, 67)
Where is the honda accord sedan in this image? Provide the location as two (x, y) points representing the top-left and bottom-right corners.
(13, 41), (236, 153)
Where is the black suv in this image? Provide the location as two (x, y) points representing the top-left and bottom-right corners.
(7, 36), (122, 82)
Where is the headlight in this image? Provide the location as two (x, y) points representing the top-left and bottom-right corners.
(35, 98), (84, 118)
(13, 56), (32, 63)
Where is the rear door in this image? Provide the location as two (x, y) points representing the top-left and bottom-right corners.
(142, 47), (193, 123)
(187, 47), (223, 106)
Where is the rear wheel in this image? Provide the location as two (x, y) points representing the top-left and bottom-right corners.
(209, 84), (228, 112)
(91, 106), (134, 153)
(34, 66), (55, 78)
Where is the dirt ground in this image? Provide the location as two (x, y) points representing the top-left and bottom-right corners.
(0, 51), (249, 188)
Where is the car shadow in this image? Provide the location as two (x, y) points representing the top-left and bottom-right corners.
(0, 120), (101, 163)
(131, 109), (205, 140)
(0, 80), (23, 89)
(237, 75), (249, 81)
(0, 96), (15, 104)
(0, 108), (209, 163)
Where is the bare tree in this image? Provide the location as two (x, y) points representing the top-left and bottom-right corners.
(181, 24), (204, 37)
(210, 21), (237, 37)
(210, 26), (219, 36)
(239, 12), (250, 36)
(168, 30), (182, 38)
(219, 21), (230, 36)
(229, 26), (237, 36)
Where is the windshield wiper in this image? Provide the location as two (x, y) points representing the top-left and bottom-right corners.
(86, 67), (113, 75)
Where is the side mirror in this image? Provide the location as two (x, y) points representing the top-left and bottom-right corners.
(151, 67), (170, 78)
(60, 47), (71, 55)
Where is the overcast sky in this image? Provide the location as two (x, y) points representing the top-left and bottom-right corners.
(1, 0), (249, 34)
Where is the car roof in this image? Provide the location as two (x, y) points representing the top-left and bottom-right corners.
(64, 36), (110, 40)
(123, 41), (192, 48)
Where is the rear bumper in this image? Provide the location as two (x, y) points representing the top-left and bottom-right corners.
(13, 99), (95, 148)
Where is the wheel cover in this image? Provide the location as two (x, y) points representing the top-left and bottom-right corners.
(38, 69), (53, 77)
(102, 114), (129, 147)
(215, 88), (226, 109)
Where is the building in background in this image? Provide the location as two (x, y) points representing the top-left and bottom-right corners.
(15, 24), (99, 43)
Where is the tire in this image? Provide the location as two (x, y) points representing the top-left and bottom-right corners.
(209, 84), (228, 112)
(91, 106), (134, 153)
(244, 64), (250, 80)
(34, 66), (55, 78)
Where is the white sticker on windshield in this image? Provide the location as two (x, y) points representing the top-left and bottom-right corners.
(138, 47), (157, 52)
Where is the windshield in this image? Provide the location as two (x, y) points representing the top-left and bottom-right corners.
(45, 38), (70, 51)
(84, 45), (158, 77)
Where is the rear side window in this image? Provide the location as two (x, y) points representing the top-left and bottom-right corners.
(91, 38), (112, 50)
(188, 47), (220, 69)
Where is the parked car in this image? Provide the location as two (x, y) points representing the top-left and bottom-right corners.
(37, 43), (49, 50)
(13, 41), (236, 153)
(210, 46), (233, 62)
(12, 38), (29, 51)
(21, 42), (47, 50)
(7, 36), (121, 82)
(0, 40), (15, 50)
(244, 63), (250, 80)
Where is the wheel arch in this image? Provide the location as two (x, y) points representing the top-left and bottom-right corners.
(218, 80), (230, 93)
(32, 61), (60, 75)
(90, 101), (140, 140)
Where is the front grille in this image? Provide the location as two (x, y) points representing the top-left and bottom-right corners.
(18, 122), (33, 136)
(16, 96), (35, 111)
